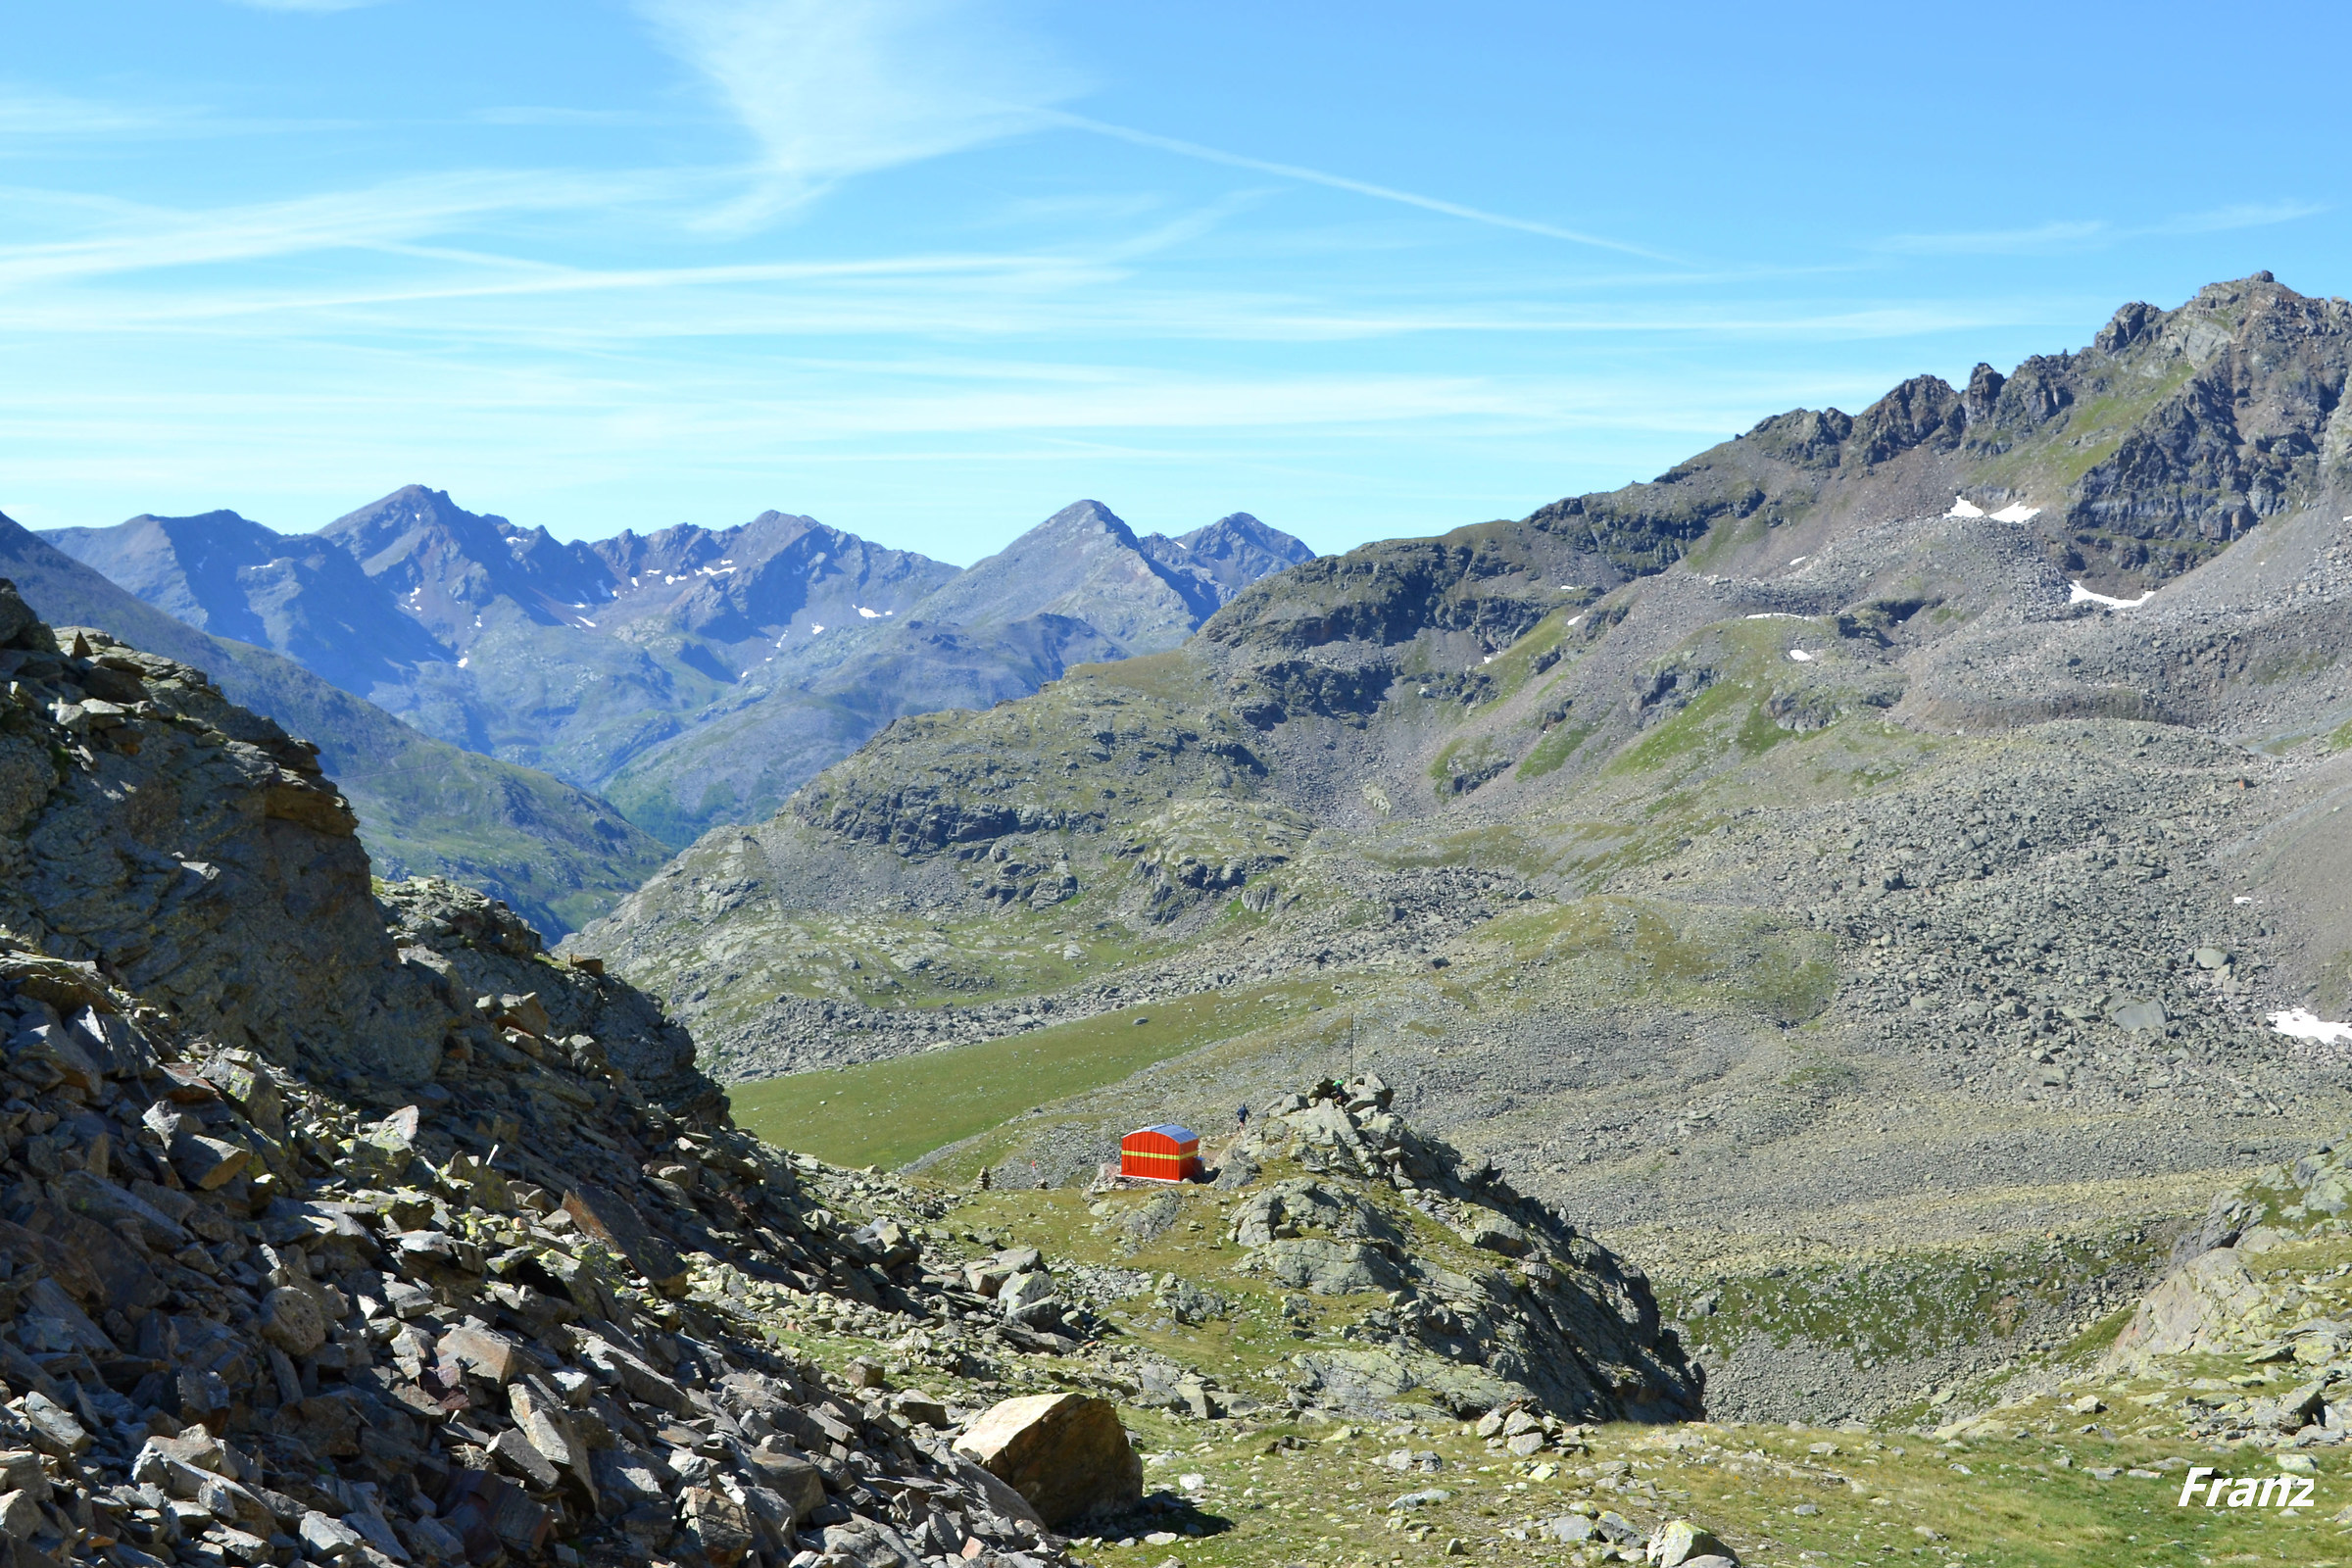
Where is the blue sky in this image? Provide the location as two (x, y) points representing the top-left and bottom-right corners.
(4, 1), (2347, 564)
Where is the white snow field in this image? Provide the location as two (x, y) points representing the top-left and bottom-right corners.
(2070, 581), (2155, 610)
(2271, 1008), (2352, 1046)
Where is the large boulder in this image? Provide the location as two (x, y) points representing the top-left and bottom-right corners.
(2099, 1246), (2268, 1369)
(1647, 1518), (1738, 1566)
(953, 1394), (1142, 1528)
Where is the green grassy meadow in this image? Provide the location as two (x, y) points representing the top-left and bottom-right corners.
(725, 981), (1339, 1167)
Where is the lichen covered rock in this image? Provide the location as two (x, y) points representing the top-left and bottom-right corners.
(1223, 1074), (1703, 1422)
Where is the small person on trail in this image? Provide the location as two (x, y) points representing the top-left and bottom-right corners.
(1236, 1102), (1250, 1132)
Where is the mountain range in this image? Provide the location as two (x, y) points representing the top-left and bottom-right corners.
(574, 272), (2352, 1421)
(0, 514), (669, 938)
(46, 495), (1312, 847)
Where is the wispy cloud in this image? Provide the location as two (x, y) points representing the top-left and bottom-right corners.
(0, 170), (677, 287)
(1882, 200), (2326, 256)
(632, 0), (1085, 222)
(1053, 115), (1678, 264)
(629, 2), (1674, 258)
(222, 0), (391, 12)
(2158, 200), (2329, 235)
(1879, 220), (2109, 257)
(469, 106), (675, 128)
(0, 85), (373, 146)
(0, 191), (2035, 349)
(0, 88), (186, 140)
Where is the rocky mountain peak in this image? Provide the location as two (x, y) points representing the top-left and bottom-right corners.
(908, 501), (1202, 656)
(322, 484), (504, 580)
(41, 509), (454, 698)
(1136, 514), (1316, 617)
(1161, 512), (1314, 583)
(320, 485), (614, 637)
(1037, 499), (1136, 544)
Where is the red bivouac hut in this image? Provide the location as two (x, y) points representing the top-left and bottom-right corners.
(1120, 1124), (1200, 1183)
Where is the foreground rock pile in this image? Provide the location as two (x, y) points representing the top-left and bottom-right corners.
(2076, 1134), (2352, 1447)
(1217, 1074), (1703, 1423)
(0, 581), (1130, 1568)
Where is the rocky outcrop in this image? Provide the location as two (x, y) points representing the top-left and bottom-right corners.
(1646, 1518), (1739, 1567)
(0, 584), (1112, 1568)
(1200, 534), (1572, 658)
(373, 880), (711, 1116)
(2098, 1247), (2268, 1368)
(2066, 279), (2352, 571)
(2085, 1134), (2352, 1443)
(1222, 1075), (1703, 1424)
(0, 602), (444, 1086)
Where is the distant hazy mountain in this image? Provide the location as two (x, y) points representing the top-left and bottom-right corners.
(598, 501), (1313, 841)
(45, 489), (1311, 847)
(0, 514), (667, 936)
(1144, 511), (1326, 603)
(44, 509), (448, 698)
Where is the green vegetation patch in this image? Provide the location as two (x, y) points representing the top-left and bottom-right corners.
(1428, 734), (1517, 798)
(1516, 720), (1593, 780)
(730, 983), (1337, 1167)
(1469, 602), (1590, 708)
(1487, 895), (1836, 1023)
(1602, 620), (1862, 784)
(1610, 670), (1753, 776)
(1682, 507), (1772, 572)
(1069, 649), (1209, 706)
(1657, 1225), (2172, 1380)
